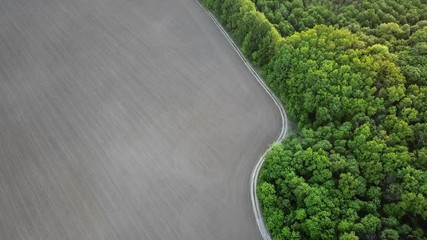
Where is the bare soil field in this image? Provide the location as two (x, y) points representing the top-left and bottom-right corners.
(0, 0), (281, 239)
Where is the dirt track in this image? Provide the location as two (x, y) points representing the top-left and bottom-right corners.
(0, 0), (281, 239)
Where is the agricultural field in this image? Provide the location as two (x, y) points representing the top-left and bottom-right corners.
(0, 0), (282, 239)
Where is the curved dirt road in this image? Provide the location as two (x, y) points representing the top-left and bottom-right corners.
(0, 0), (281, 239)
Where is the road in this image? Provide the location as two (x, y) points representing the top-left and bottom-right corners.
(0, 0), (281, 239)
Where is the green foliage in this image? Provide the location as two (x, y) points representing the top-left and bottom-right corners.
(200, 0), (427, 239)
(201, 0), (281, 68)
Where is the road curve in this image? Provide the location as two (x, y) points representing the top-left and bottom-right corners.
(0, 0), (282, 239)
(194, 3), (289, 240)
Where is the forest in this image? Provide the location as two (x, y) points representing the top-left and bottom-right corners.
(199, 0), (426, 239)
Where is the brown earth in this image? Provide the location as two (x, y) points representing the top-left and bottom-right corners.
(0, 0), (281, 239)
